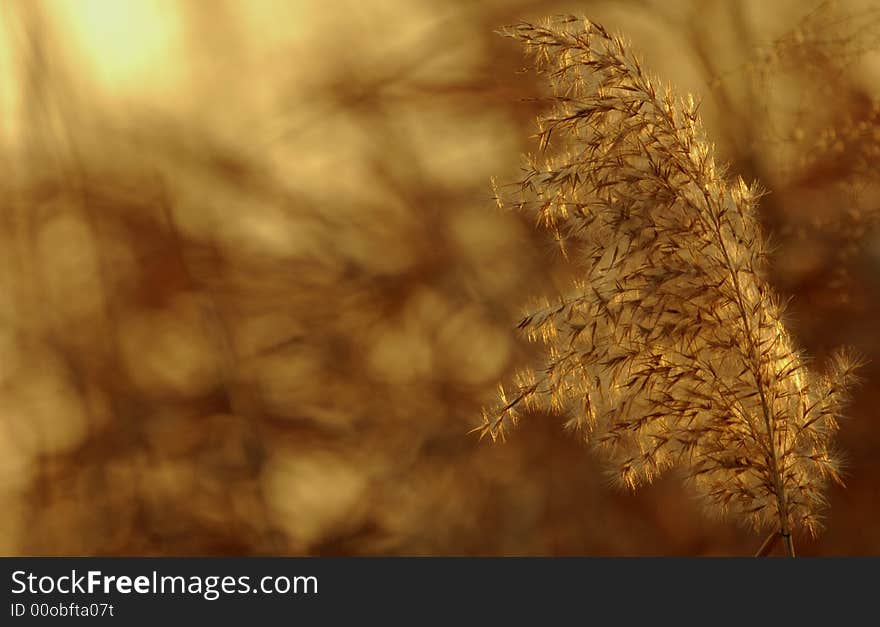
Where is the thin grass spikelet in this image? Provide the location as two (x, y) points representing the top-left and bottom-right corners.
(482, 15), (861, 551)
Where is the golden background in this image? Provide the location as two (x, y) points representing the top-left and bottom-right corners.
(1, 0), (878, 555)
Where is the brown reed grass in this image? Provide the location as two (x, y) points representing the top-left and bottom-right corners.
(480, 15), (863, 556)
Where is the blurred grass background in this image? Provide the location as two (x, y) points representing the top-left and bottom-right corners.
(0, 0), (878, 556)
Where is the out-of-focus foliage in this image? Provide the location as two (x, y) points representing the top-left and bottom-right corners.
(0, 0), (878, 555)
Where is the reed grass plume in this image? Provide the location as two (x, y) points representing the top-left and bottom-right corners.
(481, 15), (862, 550)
